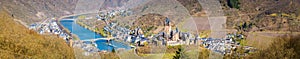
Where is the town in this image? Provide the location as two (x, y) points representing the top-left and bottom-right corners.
(84, 9), (255, 55)
(28, 9), (255, 56)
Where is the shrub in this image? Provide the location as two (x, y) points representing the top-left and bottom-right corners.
(227, 0), (240, 9)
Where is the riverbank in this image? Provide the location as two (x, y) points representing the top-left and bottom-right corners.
(56, 12), (100, 40)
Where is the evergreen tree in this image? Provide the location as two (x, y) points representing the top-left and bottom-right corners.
(112, 48), (116, 53)
(227, 0), (240, 9)
(173, 47), (182, 59)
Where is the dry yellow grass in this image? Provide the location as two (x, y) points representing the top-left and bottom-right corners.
(246, 32), (300, 49)
(0, 11), (74, 59)
(246, 32), (278, 49)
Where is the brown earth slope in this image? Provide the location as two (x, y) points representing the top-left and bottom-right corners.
(176, 0), (203, 17)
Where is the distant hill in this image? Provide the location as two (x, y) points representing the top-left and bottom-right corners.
(100, 0), (129, 10)
(222, 0), (300, 32)
(0, 11), (74, 59)
(0, 0), (78, 25)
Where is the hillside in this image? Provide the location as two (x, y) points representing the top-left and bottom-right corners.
(100, 0), (129, 10)
(134, 13), (168, 26)
(245, 34), (300, 59)
(0, 11), (74, 59)
(176, 0), (203, 17)
(222, 0), (300, 32)
(219, 0), (300, 58)
(133, 13), (168, 31)
(113, 0), (194, 32)
(0, 0), (77, 25)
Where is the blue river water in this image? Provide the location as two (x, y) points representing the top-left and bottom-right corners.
(60, 19), (131, 51)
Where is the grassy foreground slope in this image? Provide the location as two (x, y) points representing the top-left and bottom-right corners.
(0, 11), (75, 59)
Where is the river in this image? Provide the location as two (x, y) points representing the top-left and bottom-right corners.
(60, 18), (131, 51)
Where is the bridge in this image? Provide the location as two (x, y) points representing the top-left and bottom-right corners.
(81, 37), (115, 42)
(61, 19), (75, 21)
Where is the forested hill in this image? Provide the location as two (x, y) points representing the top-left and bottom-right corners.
(0, 11), (75, 59)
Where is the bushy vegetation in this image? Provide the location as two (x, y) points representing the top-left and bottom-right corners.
(173, 47), (183, 59)
(198, 48), (210, 59)
(173, 46), (212, 59)
(0, 11), (74, 59)
(227, 0), (240, 9)
(246, 35), (300, 59)
(99, 52), (120, 59)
